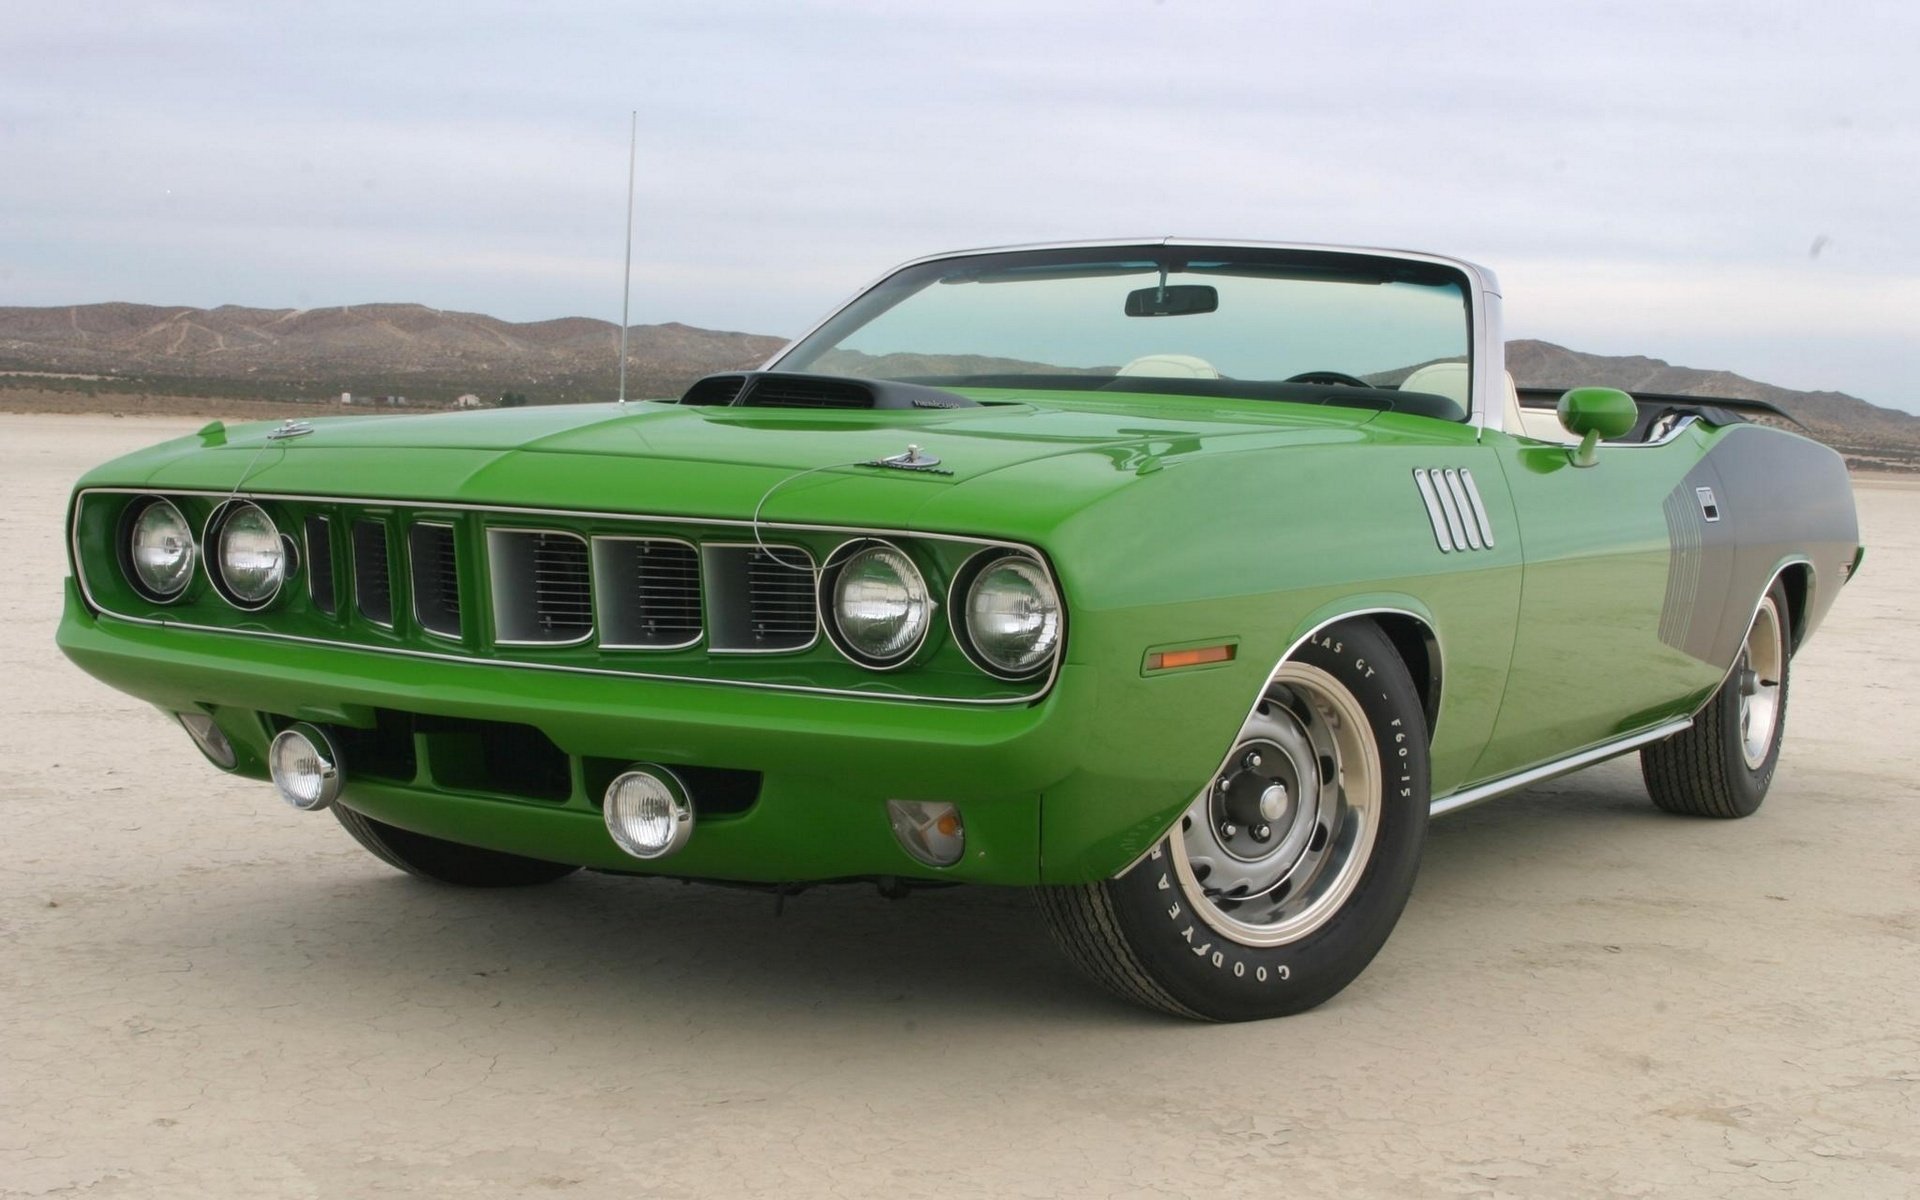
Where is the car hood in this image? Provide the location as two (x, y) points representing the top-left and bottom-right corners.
(85, 394), (1380, 535)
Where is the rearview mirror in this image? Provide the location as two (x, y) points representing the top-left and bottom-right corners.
(1557, 387), (1638, 467)
(1124, 284), (1218, 317)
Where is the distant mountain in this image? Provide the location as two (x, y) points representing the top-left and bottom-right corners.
(1, 304), (1912, 466)
(0, 302), (784, 405)
(1506, 340), (1916, 447)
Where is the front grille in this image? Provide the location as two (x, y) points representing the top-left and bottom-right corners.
(702, 544), (818, 652)
(321, 709), (416, 783)
(352, 519), (392, 626)
(408, 522), (461, 639)
(420, 715), (572, 803)
(75, 486), (1068, 702)
(488, 529), (592, 644)
(592, 538), (702, 648)
(320, 709), (765, 811)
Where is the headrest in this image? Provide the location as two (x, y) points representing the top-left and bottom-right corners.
(1116, 354), (1221, 379)
(1398, 362), (1471, 407)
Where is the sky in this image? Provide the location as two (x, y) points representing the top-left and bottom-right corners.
(3, 0), (1915, 409)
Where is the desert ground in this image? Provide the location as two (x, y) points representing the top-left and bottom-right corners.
(2, 413), (1914, 1199)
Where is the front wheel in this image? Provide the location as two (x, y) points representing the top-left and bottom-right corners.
(333, 806), (581, 887)
(1037, 621), (1430, 1021)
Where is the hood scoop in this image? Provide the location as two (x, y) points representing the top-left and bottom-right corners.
(678, 371), (979, 412)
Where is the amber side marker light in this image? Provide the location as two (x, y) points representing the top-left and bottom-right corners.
(1146, 644), (1237, 672)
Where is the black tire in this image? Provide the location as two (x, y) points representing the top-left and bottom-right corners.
(333, 805), (581, 887)
(1641, 579), (1793, 819)
(1036, 620), (1430, 1021)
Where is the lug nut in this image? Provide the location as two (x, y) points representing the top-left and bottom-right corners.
(1255, 825), (1271, 840)
(1245, 752), (1262, 769)
(1222, 824), (1237, 838)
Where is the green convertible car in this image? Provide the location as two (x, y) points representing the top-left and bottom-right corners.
(59, 240), (1862, 1021)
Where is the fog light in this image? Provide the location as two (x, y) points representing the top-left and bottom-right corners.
(176, 711), (237, 770)
(604, 766), (693, 860)
(887, 800), (965, 868)
(269, 723), (341, 811)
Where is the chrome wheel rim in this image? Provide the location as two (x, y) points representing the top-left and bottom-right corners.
(1170, 662), (1381, 948)
(1738, 596), (1785, 770)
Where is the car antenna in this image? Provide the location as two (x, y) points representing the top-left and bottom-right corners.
(617, 109), (637, 407)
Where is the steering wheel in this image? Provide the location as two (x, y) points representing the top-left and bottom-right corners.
(1283, 370), (1372, 388)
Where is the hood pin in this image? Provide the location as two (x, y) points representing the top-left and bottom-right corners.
(868, 444), (950, 474)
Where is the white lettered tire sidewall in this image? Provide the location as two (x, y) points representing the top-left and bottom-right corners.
(1100, 621), (1431, 1020)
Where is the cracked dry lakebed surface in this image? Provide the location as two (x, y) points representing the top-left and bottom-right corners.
(2, 414), (1915, 1198)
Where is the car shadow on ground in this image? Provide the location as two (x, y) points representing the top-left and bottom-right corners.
(123, 758), (1709, 1031)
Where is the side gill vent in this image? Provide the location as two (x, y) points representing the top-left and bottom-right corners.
(488, 530), (592, 644)
(306, 514), (336, 616)
(702, 544), (818, 652)
(408, 522), (462, 639)
(680, 374), (746, 406)
(591, 538), (702, 649)
(739, 375), (874, 410)
(1413, 468), (1496, 553)
(352, 519), (393, 627)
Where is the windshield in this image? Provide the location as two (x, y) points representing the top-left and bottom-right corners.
(775, 246), (1475, 420)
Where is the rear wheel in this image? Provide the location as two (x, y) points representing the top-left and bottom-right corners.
(333, 805), (581, 887)
(1641, 579), (1792, 818)
(1037, 621), (1429, 1021)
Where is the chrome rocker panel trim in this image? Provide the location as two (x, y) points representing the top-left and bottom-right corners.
(1429, 717), (1695, 818)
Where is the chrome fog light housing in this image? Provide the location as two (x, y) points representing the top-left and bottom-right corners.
(176, 711), (237, 770)
(887, 800), (965, 868)
(958, 554), (1062, 678)
(823, 540), (932, 668)
(268, 723), (341, 811)
(208, 500), (287, 607)
(126, 497), (196, 600)
(604, 766), (694, 860)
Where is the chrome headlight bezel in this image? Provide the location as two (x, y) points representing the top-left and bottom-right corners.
(205, 500), (290, 609)
(951, 551), (1064, 680)
(121, 495), (197, 602)
(819, 538), (934, 669)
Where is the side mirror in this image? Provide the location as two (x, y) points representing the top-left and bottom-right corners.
(1557, 387), (1638, 467)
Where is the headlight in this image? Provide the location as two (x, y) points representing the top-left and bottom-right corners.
(603, 766), (694, 860)
(126, 498), (195, 600)
(824, 540), (931, 667)
(961, 555), (1062, 678)
(211, 501), (287, 606)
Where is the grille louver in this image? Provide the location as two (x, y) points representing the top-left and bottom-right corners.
(488, 529), (592, 644)
(352, 519), (393, 627)
(306, 515), (336, 615)
(747, 549), (818, 644)
(592, 538), (702, 649)
(702, 544), (818, 652)
(409, 522), (462, 639)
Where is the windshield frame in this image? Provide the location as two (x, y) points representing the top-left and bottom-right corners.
(766, 239), (1507, 432)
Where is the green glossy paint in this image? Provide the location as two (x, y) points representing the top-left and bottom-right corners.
(56, 346), (1859, 888)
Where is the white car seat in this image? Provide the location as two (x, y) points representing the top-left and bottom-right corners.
(1399, 361), (1580, 443)
(1116, 354), (1221, 379)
